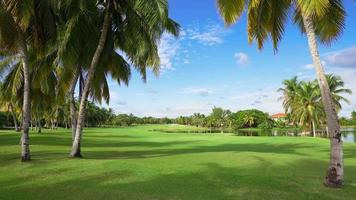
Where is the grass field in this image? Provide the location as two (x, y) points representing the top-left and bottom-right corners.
(0, 125), (356, 200)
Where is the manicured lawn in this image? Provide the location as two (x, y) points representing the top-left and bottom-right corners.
(0, 125), (355, 200)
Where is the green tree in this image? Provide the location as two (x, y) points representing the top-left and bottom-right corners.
(352, 111), (356, 121)
(292, 82), (324, 137)
(324, 74), (352, 112)
(67, 0), (180, 157)
(278, 77), (299, 121)
(217, 0), (346, 187)
(0, 1), (57, 161)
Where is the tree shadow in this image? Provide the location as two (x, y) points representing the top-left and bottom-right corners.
(1, 159), (356, 200)
(82, 142), (312, 160)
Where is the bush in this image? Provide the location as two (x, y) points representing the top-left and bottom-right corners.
(258, 121), (274, 129)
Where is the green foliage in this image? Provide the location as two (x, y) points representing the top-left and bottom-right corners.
(352, 110), (356, 121)
(216, 0), (346, 51)
(0, 112), (6, 128)
(232, 109), (273, 129)
(175, 108), (274, 130)
(279, 75), (351, 131)
(258, 121), (274, 129)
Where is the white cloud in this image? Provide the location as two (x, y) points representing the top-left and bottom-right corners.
(155, 103), (213, 118)
(323, 46), (356, 68)
(186, 23), (228, 46)
(303, 63), (314, 70)
(230, 86), (283, 115)
(234, 52), (249, 66)
(181, 87), (213, 97)
(158, 33), (180, 71)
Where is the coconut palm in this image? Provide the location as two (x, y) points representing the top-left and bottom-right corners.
(278, 76), (299, 122)
(217, 0), (346, 187)
(66, 0), (180, 157)
(324, 74), (352, 112)
(292, 82), (324, 137)
(0, 0), (57, 161)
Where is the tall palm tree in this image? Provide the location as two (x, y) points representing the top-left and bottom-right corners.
(66, 0), (180, 157)
(292, 82), (324, 137)
(0, 0), (57, 161)
(217, 0), (346, 187)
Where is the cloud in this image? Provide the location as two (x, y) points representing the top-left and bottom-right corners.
(145, 88), (158, 94)
(186, 23), (228, 46)
(181, 87), (213, 97)
(323, 46), (356, 68)
(158, 33), (180, 71)
(230, 86), (283, 114)
(156, 103), (213, 117)
(234, 52), (249, 66)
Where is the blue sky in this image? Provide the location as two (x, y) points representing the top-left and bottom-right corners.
(105, 0), (356, 118)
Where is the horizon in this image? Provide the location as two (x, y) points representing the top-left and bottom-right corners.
(96, 0), (356, 118)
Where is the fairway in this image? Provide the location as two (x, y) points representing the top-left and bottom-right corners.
(0, 125), (355, 200)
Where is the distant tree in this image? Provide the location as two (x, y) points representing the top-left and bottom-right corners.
(351, 111), (356, 121)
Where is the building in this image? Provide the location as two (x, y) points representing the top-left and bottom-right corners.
(271, 113), (287, 121)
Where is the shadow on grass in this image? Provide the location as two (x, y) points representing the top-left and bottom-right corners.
(1, 159), (356, 200)
(82, 142), (311, 160)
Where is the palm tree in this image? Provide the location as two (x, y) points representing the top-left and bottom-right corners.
(278, 77), (299, 117)
(0, 1), (57, 161)
(67, 0), (180, 157)
(292, 82), (324, 137)
(217, 0), (346, 187)
(243, 115), (255, 128)
(324, 74), (352, 112)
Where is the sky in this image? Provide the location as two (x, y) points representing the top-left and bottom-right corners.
(104, 0), (356, 118)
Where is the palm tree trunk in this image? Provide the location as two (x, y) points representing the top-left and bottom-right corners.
(302, 15), (343, 187)
(70, 3), (112, 157)
(37, 119), (42, 133)
(312, 120), (316, 137)
(9, 103), (19, 132)
(19, 33), (31, 162)
(70, 68), (79, 141)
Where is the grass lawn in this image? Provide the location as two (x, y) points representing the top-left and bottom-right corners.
(0, 124), (356, 200)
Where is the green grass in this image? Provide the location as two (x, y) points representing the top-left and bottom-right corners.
(0, 124), (356, 200)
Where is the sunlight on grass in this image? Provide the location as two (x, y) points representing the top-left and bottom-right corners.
(0, 125), (356, 200)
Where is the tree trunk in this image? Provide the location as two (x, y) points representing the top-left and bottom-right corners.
(70, 4), (112, 157)
(302, 15), (343, 187)
(37, 120), (42, 133)
(70, 68), (79, 141)
(19, 33), (31, 162)
(312, 120), (316, 137)
(9, 103), (20, 132)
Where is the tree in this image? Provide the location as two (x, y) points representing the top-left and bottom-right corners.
(0, 83), (20, 131)
(278, 77), (299, 119)
(324, 74), (352, 112)
(279, 75), (351, 136)
(352, 111), (356, 121)
(0, 1), (57, 161)
(69, 0), (180, 157)
(217, 0), (346, 187)
(292, 82), (324, 137)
